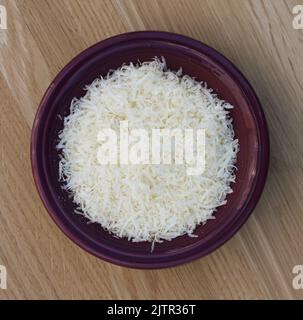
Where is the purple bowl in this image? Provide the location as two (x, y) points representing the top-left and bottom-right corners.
(31, 31), (269, 269)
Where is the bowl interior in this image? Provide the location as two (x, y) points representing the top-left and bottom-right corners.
(32, 32), (266, 268)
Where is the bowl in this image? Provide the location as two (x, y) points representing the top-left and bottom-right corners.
(31, 31), (269, 269)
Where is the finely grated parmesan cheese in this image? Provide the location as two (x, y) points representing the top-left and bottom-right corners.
(57, 58), (239, 248)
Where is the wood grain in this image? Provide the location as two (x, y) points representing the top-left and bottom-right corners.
(0, 0), (303, 299)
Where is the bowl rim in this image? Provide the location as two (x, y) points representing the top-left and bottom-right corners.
(31, 31), (270, 269)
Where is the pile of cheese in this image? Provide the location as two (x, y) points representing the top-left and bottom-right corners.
(57, 58), (239, 249)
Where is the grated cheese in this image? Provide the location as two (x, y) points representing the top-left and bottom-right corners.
(57, 58), (239, 248)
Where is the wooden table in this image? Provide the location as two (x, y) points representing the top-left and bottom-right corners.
(1, 0), (303, 300)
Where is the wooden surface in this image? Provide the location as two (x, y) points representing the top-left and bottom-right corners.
(1, 0), (303, 300)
